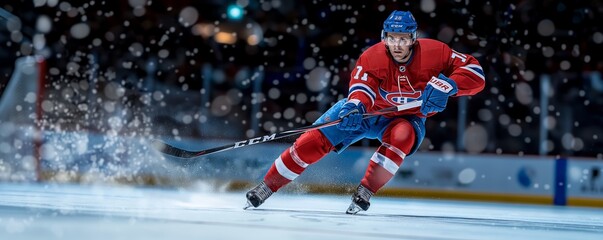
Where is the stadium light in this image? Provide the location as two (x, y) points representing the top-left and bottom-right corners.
(227, 4), (243, 21)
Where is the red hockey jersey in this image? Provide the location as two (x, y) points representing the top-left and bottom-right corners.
(348, 39), (485, 117)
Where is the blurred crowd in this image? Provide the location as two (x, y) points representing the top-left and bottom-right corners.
(0, 0), (601, 158)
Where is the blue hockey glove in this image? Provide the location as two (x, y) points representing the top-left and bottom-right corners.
(337, 100), (366, 131)
(420, 74), (458, 116)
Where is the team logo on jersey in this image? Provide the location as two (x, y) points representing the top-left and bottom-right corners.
(379, 87), (421, 105)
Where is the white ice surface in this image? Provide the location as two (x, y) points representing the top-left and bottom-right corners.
(0, 183), (602, 240)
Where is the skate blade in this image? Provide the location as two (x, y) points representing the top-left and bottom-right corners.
(243, 201), (253, 210)
(346, 202), (362, 215)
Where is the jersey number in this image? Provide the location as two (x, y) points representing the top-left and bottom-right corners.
(451, 50), (467, 62)
(353, 66), (368, 81)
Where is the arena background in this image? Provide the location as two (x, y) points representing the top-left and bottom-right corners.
(0, 0), (602, 202)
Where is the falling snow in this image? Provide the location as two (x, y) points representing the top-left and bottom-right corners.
(0, 0), (601, 184)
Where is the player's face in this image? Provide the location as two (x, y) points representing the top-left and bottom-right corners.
(384, 32), (414, 63)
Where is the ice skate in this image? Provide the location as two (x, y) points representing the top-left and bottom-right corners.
(244, 181), (273, 210)
(346, 185), (373, 214)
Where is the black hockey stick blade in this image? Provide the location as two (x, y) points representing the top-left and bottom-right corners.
(153, 100), (422, 158)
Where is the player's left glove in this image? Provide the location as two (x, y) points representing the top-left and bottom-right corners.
(337, 99), (366, 131)
(420, 73), (458, 116)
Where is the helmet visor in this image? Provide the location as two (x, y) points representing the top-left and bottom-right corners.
(384, 34), (414, 47)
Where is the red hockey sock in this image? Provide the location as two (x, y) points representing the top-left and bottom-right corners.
(361, 119), (415, 193)
(264, 130), (333, 192)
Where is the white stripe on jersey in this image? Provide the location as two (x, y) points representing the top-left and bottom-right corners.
(460, 64), (485, 81)
(370, 152), (400, 175)
(349, 83), (376, 106)
(275, 156), (299, 180)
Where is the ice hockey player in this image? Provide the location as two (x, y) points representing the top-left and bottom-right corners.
(245, 10), (485, 214)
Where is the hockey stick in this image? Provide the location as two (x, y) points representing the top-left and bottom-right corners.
(153, 100), (422, 158)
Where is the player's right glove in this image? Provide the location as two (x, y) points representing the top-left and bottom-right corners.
(420, 73), (458, 116)
(337, 99), (366, 131)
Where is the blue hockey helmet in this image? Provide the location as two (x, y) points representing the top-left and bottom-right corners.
(381, 10), (418, 40)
